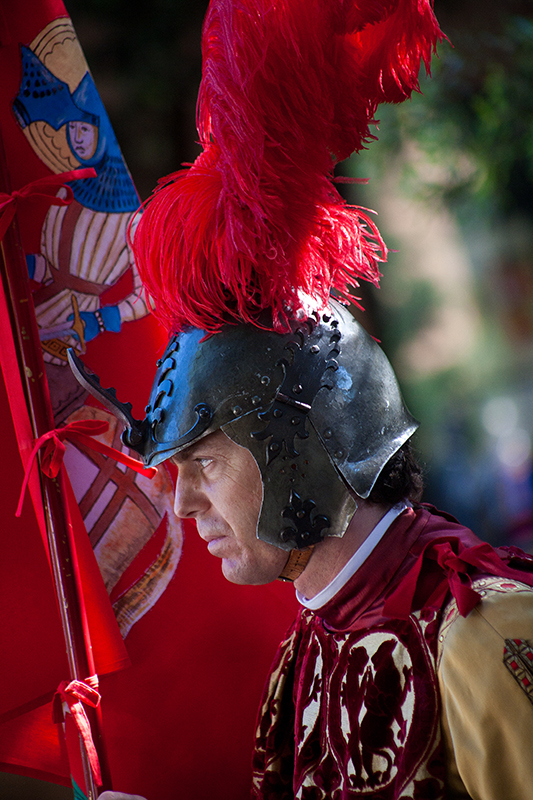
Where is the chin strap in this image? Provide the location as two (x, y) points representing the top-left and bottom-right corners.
(278, 546), (315, 582)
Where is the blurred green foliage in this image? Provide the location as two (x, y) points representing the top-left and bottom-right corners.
(368, 13), (533, 215)
(343, 5), (533, 534)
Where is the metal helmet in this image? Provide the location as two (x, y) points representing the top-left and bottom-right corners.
(69, 300), (418, 552)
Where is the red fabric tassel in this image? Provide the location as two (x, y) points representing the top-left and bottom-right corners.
(16, 419), (156, 517)
(132, 0), (444, 334)
(53, 675), (102, 787)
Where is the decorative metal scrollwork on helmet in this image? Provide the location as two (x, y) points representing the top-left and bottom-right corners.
(252, 314), (341, 463)
(280, 491), (331, 549)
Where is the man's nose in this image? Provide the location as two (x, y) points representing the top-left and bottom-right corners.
(173, 471), (206, 519)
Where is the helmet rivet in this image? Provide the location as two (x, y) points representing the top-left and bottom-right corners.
(323, 428), (332, 439)
(251, 396), (261, 406)
(145, 404), (152, 413)
(232, 405), (242, 416)
(291, 416), (300, 425)
(300, 531), (310, 541)
(273, 409), (283, 418)
(261, 375), (270, 385)
(310, 345), (320, 354)
(156, 359), (162, 367)
(293, 384), (303, 394)
(334, 449), (344, 459)
(296, 510), (305, 519)
(270, 442), (280, 452)
(280, 529), (293, 543)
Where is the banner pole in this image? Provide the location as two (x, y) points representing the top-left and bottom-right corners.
(0, 130), (111, 797)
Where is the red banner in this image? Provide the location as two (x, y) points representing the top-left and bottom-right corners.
(0, 1), (298, 797)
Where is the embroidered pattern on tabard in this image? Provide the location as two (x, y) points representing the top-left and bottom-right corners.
(253, 609), (446, 799)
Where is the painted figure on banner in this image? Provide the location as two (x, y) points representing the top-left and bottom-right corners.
(11, 18), (182, 638)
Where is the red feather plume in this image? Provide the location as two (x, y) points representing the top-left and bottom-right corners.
(133, 0), (443, 334)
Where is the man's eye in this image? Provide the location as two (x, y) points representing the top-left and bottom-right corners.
(197, 457), (213, 469)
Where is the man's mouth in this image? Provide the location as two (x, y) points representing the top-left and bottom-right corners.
(205, 536), (228, 556)
(198, 528), (228, 550)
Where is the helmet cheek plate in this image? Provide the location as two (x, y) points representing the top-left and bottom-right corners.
(222, 413), (357, 551)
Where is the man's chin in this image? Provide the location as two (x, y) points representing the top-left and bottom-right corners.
(220, 559), (278, 586)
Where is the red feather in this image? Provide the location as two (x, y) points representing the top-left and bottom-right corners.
(133, 0), (443, 334)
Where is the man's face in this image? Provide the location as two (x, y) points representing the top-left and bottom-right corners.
(172, 430), (288, 584)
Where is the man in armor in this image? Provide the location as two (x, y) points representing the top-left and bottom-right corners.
(84, 300), (533, 800)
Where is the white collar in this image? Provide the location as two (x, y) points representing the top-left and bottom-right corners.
(296, 501), (410, 610)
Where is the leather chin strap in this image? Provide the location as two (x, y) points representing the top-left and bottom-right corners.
(278, 546), (315, 582)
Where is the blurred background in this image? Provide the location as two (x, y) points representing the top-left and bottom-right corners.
(2, 0), (533, 796)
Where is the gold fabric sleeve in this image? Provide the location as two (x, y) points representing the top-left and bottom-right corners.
(437, 577), (533, 800)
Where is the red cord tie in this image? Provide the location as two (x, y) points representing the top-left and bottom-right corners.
(383, 538), (513, 619)
(16, 418), (156, 517)
(0, 168), (97, 241)
(53, 675), (102, 787)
